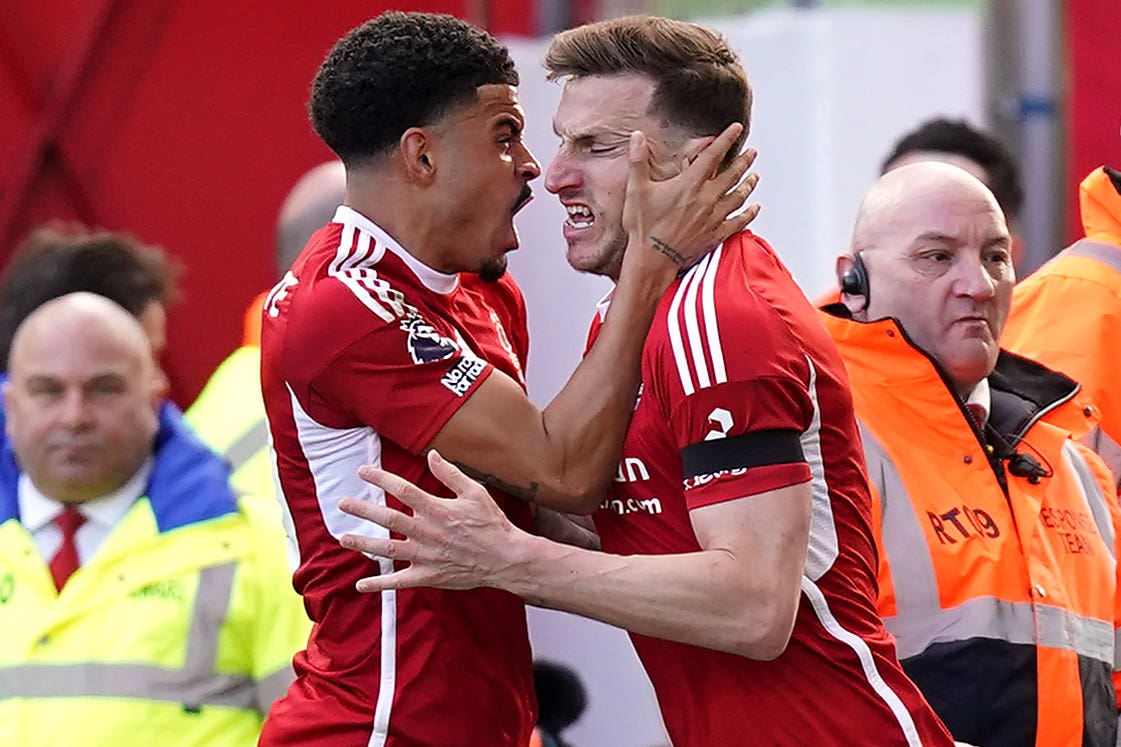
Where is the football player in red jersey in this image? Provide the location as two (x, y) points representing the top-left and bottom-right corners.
(259, 11), (757, 747)
(341, 15), (954, 747)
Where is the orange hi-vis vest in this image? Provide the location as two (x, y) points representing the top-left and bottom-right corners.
(1004, 166), (1121, 485)
(821, 308), (1121, 747)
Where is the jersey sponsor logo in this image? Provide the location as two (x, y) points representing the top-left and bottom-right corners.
(441, 357), (486, 397)
(401, 314), (459, 364)
(927, 504), (1000, 544)
(704, 407), (733, 441)
(615, 457), (650, 483)
(600, 496), (663, 516)
(683, 466), (748, 491)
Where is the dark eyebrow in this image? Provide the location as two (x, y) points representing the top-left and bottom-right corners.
(494, 114), (523, 136)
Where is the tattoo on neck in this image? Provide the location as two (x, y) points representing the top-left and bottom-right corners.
(454, 462), (540, 503)
(650, 236), (687, 266)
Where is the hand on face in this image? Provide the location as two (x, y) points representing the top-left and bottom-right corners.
(338, 450), (523, 593)
(620, 122), (760, 284)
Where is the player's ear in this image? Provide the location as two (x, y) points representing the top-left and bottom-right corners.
(400, 127), (436, 185)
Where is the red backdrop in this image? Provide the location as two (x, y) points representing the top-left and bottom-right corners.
(1066, 0), (1121, 241)
(0, 0), (534, 405)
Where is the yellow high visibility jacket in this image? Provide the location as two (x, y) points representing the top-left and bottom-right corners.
(821, 309), (1121, 747)
(0, 403), (310, 746)
(1004, 166), (1121, 482)
(187, 292), (272, 502)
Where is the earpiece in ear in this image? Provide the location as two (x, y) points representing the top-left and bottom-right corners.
(840, 253), (870, 312)
(840, 253), (869, 296)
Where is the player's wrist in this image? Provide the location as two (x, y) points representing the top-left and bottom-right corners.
(494, 530), (554, 597)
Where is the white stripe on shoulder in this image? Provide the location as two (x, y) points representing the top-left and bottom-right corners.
(667, 265), (698, 396)
(326, 218), (403, 322)
(701, 243), (727, 385)
(801, 577), (923, 747)
(667, 244), (728, 395)
(682, 253), (713, 390)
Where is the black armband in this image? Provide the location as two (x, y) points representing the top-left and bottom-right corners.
(680, 429), (805, 479)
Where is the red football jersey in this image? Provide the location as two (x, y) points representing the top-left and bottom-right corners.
(259, 206), (535, 747)
(588, 232), (952, 746)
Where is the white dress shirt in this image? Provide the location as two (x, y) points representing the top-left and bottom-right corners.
(19, 460), (154, 566)
(965, 378), (992, 424)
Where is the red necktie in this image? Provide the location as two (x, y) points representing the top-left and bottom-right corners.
(966, 403), (987, 430)
(49, 506), (86, 592)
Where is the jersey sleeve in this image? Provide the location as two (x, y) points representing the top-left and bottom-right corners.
(671, 376), (814, 510)
(303, 287), (495, 454)
(657, 256), (816, 511)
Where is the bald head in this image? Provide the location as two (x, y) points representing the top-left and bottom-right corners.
(5, 292), (164, 503)
(275, 161), (347, 277)
(851, 161), (1006, 254)
(840, 162), (1014, 396)
(10, 293), (154, 373)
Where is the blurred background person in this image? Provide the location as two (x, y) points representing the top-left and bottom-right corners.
(881, 116), (1026, 270)
(530, 660), (588, 747)
(0, 293), (309, 746)
(1002, 162), (1121, 488)
(0, 223), (179, 371)
(186, 161), (346, 503)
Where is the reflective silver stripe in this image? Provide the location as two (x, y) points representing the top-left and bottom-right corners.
(887, 596), (1114, 665)
(1080, 425), (1121, 492)
(1065, 239), (1121, 272)
(254, 665), (296, 713)
(862, 425), (1115, 665)
(859, 425), (942, 614)
(0, 562), (264, 712)
(1115, 630), (1121, 672)
(1062, 440), (1116, 560)
(0, 663), (256, 709)
(223, 418), (269, 473)
(1037, 603), (1114, 663)
(187, 563), (237, 675)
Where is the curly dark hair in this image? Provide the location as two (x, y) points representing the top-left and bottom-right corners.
(881, 117), (1024, 221)
(545, 15), (751, 169)
(309, 12), (518, 166)
(0, 223), (180, 368)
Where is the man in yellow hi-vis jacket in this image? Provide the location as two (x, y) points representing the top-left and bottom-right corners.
(0, 293), (309, 746)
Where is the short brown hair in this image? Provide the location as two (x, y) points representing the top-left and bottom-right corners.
(545, 16), (751, 162)
(0, 224), (180, 368)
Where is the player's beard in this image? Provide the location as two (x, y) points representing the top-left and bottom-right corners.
(478, 254), (508, 283)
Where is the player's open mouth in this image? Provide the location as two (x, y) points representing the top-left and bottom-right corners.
(565, 203), (593, 228)
(513, 186), (533, 214)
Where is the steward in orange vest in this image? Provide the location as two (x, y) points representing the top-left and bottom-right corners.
(1003, 166), (1121, 486)
(824, 161), (1121, 747)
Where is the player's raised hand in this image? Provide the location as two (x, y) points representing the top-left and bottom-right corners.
(339, 449), (524, 593)
(622, 122), (760, 280)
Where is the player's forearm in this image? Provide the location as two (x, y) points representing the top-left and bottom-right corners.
(534, 238), (678, 512)
(497, 531), (801, 660)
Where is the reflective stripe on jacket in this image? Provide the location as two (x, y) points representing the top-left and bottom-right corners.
(186, 345), (274, 503)
(1004, 166), (1121, 484)
(821, 309), (1121, 747)
(0, 403), (309, 747)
